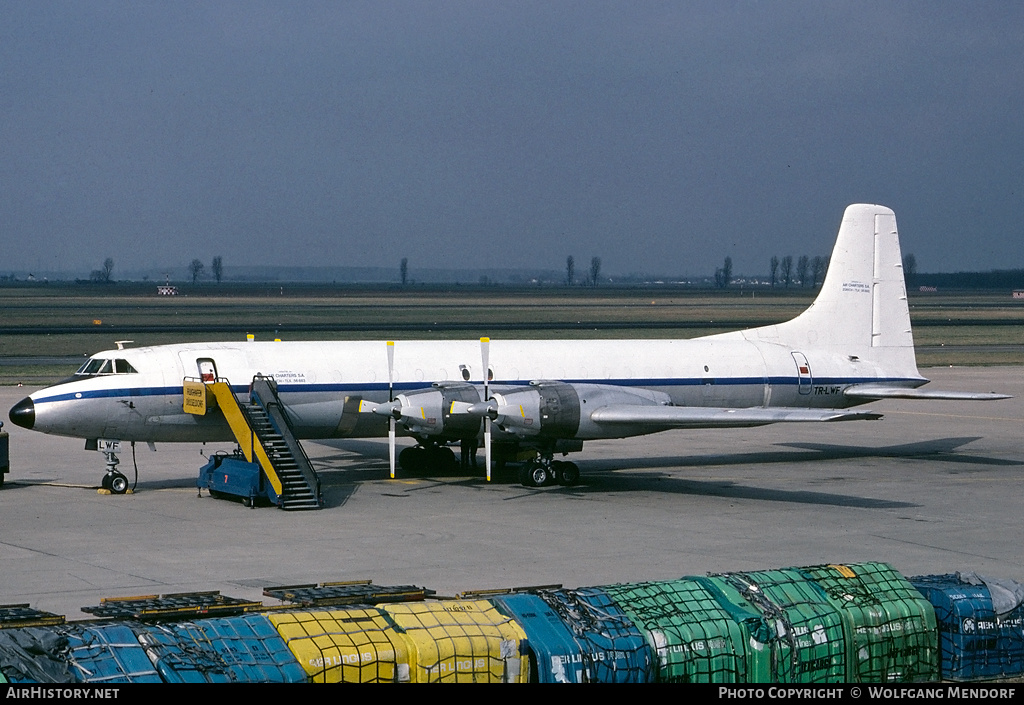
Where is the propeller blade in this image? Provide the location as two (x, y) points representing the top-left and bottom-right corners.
(387, 341), (395, 401)
(387, 341), (396, 479)
(389, 416), (396, 480)
(485, 416), (492, 482)
(481, 337), (490, 401)
(480, 337), (491, 481)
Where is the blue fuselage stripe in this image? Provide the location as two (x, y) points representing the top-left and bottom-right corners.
(33, 376), (924, 405)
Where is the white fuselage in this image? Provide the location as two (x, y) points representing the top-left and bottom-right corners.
(24, 335), (917, 444)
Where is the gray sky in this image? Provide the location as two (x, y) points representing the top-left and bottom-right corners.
(3, 1), (1022, 277)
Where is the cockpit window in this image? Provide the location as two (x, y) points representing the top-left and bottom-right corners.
(114, 359), (137, 374)
(76, 358), (138, 376)
(77, 359), (105, 375)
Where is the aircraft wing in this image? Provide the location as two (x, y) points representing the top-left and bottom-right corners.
(842, 384), (1011, 401)
(590, 405), (882, 429)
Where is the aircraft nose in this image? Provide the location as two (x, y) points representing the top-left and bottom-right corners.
(9, 397), (35, 430)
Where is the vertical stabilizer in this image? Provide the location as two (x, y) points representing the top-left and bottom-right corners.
(749, 204), (918, 373)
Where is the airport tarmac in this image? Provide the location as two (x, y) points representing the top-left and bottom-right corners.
(1, 366), (1021, 620)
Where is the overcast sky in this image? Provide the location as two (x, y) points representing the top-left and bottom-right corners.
(2, 1), (1022, 277)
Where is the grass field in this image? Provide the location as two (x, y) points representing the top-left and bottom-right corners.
(1, 283), (1022, 384)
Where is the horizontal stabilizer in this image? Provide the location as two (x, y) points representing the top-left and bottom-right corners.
(843, 384), (1011, 401)
(590, 405), (882, 429)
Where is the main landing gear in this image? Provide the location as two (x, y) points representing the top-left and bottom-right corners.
(396, 442), (580, 488)
(100, 450), (130, 495)
(518, 456), (580, 488)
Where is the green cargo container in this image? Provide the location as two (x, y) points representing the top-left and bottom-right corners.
(797, 563), (938, 682)
(704, 569), (847, 683)
(599, 579), (761, 682)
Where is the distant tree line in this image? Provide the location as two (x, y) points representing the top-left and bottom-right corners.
(89, 258), (115, 284)
(184, 256), (226, 284)
(561, 255), (603, 286)
(66, 250), (991, 290)
(767, 254), (828, 288)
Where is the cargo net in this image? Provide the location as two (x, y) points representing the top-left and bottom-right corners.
(263, 580), (433, 607)
(138, 615), (305, 683)
(600, 580), (746, 683)
(269, 608), (411, 683)
(911, 573), (1024, 681)
(384, 602), (525, 683)
(59, 622), (161, 683)
(799, 563), (938, 682)
(138, 623), (236, 683)
(534, 588), (653, 683)
(718, 570), (846, 683)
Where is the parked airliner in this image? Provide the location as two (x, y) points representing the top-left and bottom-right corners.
(8, 205), (1008, 492)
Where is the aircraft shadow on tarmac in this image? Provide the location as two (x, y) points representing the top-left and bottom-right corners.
(309, 436), (1022, 510)
(582, 436), (1017, 472)
(19, 436), (999, 511)
(310, 461), (915, 511)
(249, 432), (1019, 511)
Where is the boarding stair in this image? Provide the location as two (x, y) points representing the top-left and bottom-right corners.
(203, 375), (323, 510)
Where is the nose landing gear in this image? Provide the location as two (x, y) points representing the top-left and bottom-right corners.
(100, 450), (131, 495)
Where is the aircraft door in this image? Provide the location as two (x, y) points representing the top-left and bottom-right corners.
(197, 358), (217, 382)
(792, 352), (812, 395)
(178, 349), (247, 387)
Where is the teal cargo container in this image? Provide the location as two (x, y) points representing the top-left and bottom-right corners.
(798, 563), (938, 682)
(537, 589), (653, 683)
(705, 569), (846, 683)
(599, 579), (755, 682)
(492, 591), (652, 682)
(491, 593), (585, 683)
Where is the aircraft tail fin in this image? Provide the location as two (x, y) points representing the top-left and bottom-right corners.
(744, 204), (919, 376)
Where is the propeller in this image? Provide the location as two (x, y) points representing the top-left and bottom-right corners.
(387, 341), (396, 479)
(481, 337), (492, 481)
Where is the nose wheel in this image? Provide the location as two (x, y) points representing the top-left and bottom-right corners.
(100, 451), (131, 495)
(103, 471), (129, 494)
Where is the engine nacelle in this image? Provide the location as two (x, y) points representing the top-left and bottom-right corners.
(395, 382), (482, 439)
(491, 382), (671, 440)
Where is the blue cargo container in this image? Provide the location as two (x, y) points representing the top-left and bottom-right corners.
(138, 614), (306, 683)
(63, 623), (162, 683)
(911, 573), (1024, 681)
(490, 593), (584, 683)
(537, 588), (653, 683)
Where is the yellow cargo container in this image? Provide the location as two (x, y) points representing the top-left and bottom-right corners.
(268, 608), (413, 683)
(381, 600), (529, 683)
